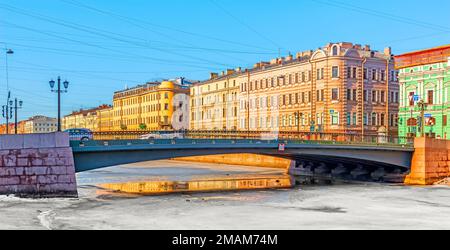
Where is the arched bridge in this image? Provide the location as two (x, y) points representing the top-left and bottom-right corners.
(71, 139), (414, 174)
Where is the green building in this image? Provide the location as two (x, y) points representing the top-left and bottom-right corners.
(395, 45), (450, 139)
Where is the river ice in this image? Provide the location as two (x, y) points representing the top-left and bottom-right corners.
(0, 160), (449, 230)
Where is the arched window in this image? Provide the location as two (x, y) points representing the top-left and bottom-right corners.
(332, 45), (339, 56)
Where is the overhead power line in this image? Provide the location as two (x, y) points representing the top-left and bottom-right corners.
(310, 0), (450, 33)
(209, 0), (283, 51)
(0, 4), (236, 69)
(59, 0), (274, 51)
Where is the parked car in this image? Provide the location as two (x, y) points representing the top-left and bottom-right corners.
(139, 131), (185, 140)
(64, 128), (93, 141)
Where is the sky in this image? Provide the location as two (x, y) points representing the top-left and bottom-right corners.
(0, 0), (449, 121)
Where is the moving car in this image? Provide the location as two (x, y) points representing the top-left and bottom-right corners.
(139, 131), (185, 140)
(64, 128), (93, 141)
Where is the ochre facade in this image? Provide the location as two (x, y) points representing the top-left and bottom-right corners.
(191, 42), (400, 136)
(112, 81), (189, 131)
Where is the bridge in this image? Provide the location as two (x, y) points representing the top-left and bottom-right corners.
(71, 137), (415, 182)
(1, 132), (447, 197)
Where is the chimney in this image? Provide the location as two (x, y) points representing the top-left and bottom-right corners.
(227, 69), (235, 75)
(235, 67), (242, 72)
(253, 63), (261, 69)
(384, 47), (392, 56)
(210, 72), (218, 80)
(270, 58), (278, 65)
(364, 45), (371, 51)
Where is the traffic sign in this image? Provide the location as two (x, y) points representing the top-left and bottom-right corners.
(425, 114), (432, 118)
(414, 95), (420, 102)
(278, 144), (286, 152)
(329, 110), (335, 114)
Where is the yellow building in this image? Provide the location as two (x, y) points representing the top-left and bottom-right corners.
(191, 42), (400, 136)
(190, 70), (242, 130)
(97, 106), (114, 132)
(63, 105), (112, 132)
(112, 81), (190, 131)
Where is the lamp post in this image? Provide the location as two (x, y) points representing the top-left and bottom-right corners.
(4, 47), (13, 91)
(417, 99), (427, 138)
(49, 77), (69, 132)
(2, 45), (13, 134)
(11, 98), (23, 134)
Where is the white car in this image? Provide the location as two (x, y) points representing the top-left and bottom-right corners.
(139, 131), (185, 140)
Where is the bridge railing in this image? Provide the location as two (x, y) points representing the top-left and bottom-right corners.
(70, 130), (415, 148)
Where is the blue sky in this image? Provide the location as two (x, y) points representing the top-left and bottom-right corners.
(0, 0), (449, 121)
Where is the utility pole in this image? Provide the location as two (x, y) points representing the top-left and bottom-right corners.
(2, 91), (12, 134)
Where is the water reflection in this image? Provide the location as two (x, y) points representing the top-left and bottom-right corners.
(99, 175), (293, 196)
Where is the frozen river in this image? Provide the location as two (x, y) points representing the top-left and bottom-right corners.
(1, 160), (450, 230)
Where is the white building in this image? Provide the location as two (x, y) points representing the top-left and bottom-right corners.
(24, 116), (58, 134)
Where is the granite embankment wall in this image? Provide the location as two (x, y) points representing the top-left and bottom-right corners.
(406, 137), (450, 185)
(0, 133), (77, 197)
(173, 154), (292, 170)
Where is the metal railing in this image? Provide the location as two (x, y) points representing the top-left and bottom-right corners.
(69, 130), (415, 148)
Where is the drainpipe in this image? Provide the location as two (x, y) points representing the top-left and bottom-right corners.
(309, 58), (315, 134)
(361, 57), (367, 138)
(247, 70), (251, 138)
(386, 58), (390, 138)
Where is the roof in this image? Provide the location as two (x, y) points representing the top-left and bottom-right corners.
(394, 44), (450, 69)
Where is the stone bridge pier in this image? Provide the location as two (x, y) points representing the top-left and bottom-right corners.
(0, 133), (78, 198)
(405, 137), (450, 185)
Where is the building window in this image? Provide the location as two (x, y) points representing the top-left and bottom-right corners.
(409, 92), (415, 106)
(347, 89), (352, 101)
(427, 90), (434, 105)
(444, 115), (448, 127)
(332, 45), (339, 56)
(372, 113), (377, 126)
(352, 68), (357, 79)
(331, 112), (339, 125)
(381, 70), (386, 81)
(332, 66), (339, 78)
(381, 91), (385, 103)
(332, 88), (339, 101)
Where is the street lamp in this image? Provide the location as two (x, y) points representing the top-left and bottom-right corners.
(49, 77), (69, 132)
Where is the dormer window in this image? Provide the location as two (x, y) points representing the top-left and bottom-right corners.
(332, 45), (339, 56)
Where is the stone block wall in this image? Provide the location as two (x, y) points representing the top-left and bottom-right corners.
(0, 133), (77, 198)
(405, 137), (450, 185)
